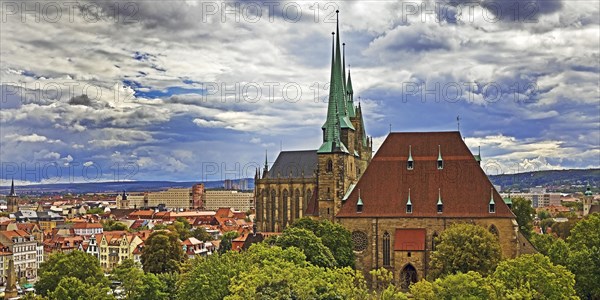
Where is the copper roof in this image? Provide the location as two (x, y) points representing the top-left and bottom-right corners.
(337, 132), (515, 218)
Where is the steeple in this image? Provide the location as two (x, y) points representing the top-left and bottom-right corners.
(318, 29), (349, 154)
(262, 150), (269, 178)
(9, 179), (16, 197)
(321, 10), (354, 133)
(346, 68), (355, 117)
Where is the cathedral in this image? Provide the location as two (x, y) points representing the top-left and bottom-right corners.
(254, 11), (372, 232)
(254, 12), (530, 285)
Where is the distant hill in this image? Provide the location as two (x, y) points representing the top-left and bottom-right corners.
(489, 169), (600, 192)
(0, 179), (254, 196)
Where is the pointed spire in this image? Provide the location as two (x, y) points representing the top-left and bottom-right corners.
(9, 179), (16, 197)
(407, 188), (412, 205)
(489, 187), (495, 204)
(408, 145), (413, 162)
(437, 145), (442, 161)
(437, 188), (443, 205)
(319, 29), (349, 154)
(342, 42), (347, 93)
(264, 150), (268, 171)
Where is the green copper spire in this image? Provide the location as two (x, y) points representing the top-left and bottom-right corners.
(357, 189), (364, 206)
(319, 31), (348, 154)
(342, 43), (347, 94)
(346, 68), (355, 117)
(407, 188), (412, 205)
(489, 187), (495, 205)
(437, 188), (443, 205)
(408, 145), (413, 162)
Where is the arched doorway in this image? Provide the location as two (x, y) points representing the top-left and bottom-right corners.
(399, 264), (418, 289)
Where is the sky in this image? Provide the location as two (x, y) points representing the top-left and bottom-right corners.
(0, 0), (599, 184)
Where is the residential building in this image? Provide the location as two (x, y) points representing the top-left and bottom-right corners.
(97, 232), (143, 271)
(0, 230), (38, 281)
(204, 190), (254, 211)
(72, 222), (104, 236)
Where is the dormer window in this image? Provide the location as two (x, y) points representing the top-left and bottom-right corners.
(489, 188), (496, 213)
(357, 189), (364, 213)
(437, 188), (443, 213)
(407, 145), (414, 170)
(406, 188), (413, 213)
(437, 145), (443, 170)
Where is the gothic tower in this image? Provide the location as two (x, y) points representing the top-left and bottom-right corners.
(317, 11), (371, 221)
(6, 179), (18, 213)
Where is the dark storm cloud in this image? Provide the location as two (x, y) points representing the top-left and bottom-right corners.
(68, 94), (93, 106)
(444, 0), (563, 22)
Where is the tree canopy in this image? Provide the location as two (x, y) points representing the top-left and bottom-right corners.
(141, 231), (185, 274)
(429, 223), (501, 278)
(492, 254), (578, 300)
(274, 227), (337, 268)
(566, 213), (600, 299)
(290, 218), (355, 267)
(511, 197), (535, 238)
(35, 251), (108, 297)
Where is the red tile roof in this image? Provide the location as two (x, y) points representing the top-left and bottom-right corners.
(337, 132), (515, 218)
(394, 229), (426, 251)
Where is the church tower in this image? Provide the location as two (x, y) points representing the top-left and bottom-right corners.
(317, 11), (371, 221)
(6, 179), (18, 213)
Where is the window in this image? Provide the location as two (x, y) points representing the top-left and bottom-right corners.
(326, 159), (333, 173)
(437, 204), (443, 213)
(406, 203), (412, 214)
(383, 232), (391, 266)
(437, 160), (443, 170)
(407, 161), (414, 170)
(357, 204), (363, 213)
(351, 231), (368, 252)
(489, 203), (495, 213)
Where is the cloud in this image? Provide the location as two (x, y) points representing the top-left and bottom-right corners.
(0, 0), (597, 182)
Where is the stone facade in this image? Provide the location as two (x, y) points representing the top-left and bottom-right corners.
(339, 216), (520, 283)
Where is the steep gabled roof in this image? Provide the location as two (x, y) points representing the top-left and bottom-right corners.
(266, 150), (318, 179)
(337, 132), (515, 218)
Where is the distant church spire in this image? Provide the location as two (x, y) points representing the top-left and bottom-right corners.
(9, 179), (16, 197)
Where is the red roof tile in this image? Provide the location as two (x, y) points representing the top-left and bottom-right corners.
(394, 229), (426, 251)
(337, 132), (515, 218)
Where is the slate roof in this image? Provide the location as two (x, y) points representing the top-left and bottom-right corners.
(266, 150), (318, 179)
(337, 132), (515, 218)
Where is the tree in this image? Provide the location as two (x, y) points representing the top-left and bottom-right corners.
(102, 219), (128, 231)
(370, 268), (408, 300)
(551, 219), (577, 239)
(224, 244), (369, 300)
(191, 227), (212, 241)
(429, 223), (501, 278)
(493, 254), (578, 299)
(566, 213), (600, 299)
(49, 277), (114, 300)
(177, 249), (250, 300)
(274, 227), (337, 268)
(36, 251), (108, 297)
(410, 272), (499, 300)
(218, 231), (239, 253)
(141, 231), (185, 274)
(511, 197), (535, 238)
(86, 207), (105, 214)
(110, 259), (144, 299)
(290, 218), (355, 267)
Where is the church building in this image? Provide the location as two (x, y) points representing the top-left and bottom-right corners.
(253, 12), (529, 285)
(254, 11), (372, 232)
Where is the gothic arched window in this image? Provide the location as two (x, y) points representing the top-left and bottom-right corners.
(294, 189), (300, 219)
(432, 232), (439, 251)
(383, 232), (391, 266)
(326, 159), (333, 173)
(282, 189), (289, 228)
(489, 224), (499, 238)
